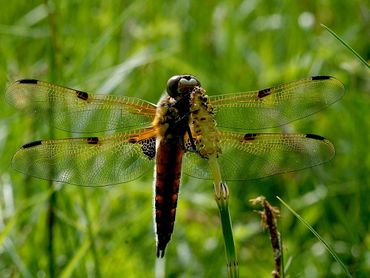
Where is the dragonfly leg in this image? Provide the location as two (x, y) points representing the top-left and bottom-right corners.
(185, 124), (197, 151)
(179, 135), (186, 150)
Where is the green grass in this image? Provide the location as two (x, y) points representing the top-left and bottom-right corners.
(0, 1), (369, 277)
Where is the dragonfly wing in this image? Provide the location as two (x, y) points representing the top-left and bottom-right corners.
(6, 79), (157, 133)
(209, 76), (344, 130)
(11, 128), (156, 186)
(183, 132), (335, 181)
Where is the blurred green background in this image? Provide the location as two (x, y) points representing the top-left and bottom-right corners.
(0, 1), (369, 277)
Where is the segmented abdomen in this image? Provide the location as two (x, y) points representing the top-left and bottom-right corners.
(154, 139), (183, 257)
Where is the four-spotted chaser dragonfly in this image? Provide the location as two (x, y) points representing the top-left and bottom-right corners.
(6, 75), (344, 257)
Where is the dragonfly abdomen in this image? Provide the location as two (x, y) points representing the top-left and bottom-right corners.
(154, 139), (183, 258)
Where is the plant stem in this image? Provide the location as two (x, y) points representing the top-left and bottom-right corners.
(45, 0), (58, 276)
(321, 24), (370, 69)
(81, 189), (101, 278)
(209, 156), (239, 277)
(214, 182), (239, 278)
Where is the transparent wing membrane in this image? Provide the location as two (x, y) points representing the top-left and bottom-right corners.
(183, 132), (335, 181)
(11, 128), (156, 186)
(210, 76), (344, 130)
(6, 79), (157, 133)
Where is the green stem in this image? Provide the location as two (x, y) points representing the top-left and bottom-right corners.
(321, 24), (370, 69)
(214, 182), (239, 278)
(44, 1), (58, 276)
(277, 196), (352, 278)
(81, 189), (101, 278)
(208, 156), (239, 277)
(47, 190), (56, 278)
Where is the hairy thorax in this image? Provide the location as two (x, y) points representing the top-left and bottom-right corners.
(189, 86), (221, 158)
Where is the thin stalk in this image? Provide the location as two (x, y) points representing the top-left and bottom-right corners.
(209, 157), (239, 277)
(214, 182), (239, 278)
(45, 1), (58, 277)
(81, 189), (101, 278)
(250, 196), (282, 278)
(277, 196), (352, 278)
(321, 24), (370, 69)
(47, 190), (56, 278)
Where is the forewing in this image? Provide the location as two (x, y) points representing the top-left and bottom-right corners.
(11, 128), (156, 186)
(6, 79), (157, 132)
(209, 76), (344, 130)
(183, 132), (335, 181)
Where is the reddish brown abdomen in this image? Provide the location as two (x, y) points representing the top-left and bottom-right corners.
(155, 139), (183, 257)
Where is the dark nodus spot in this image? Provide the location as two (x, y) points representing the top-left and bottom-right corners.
(258, 88), (271, 98)
(76, 90), (89, 101)
(87, 137), (99, 144)
(244, 134), (257, 141)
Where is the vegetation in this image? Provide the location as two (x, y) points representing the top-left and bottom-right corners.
(0, 1), (369, 277)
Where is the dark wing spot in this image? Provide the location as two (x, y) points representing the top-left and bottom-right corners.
(258, 88), (271, 98)
(18, 79), (38, 84)
(128, 138), (138, 143)
(311, 76), (331, 80)
(76, 90), (89, 101)
(305, 134), (325, 140)
(87, 137), (99, 144)
(243, 133), (257, 141)
(22, 140), (42, 149)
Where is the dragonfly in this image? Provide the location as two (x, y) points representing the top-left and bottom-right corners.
(6, 75), (344, 257)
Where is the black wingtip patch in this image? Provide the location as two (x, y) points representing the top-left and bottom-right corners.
(312, 76), (331, 81)
(258, 88), (271, 98)
(306, 134), (325, 140)
(18, 79), (38, 84)
(244, 133), (257, 141)
(87, 137), (99, 144)
(76, 90), (89, 101)
(22, 140), (42, 148)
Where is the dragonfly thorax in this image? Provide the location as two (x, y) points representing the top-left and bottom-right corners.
(189, 87), (221, 158)
(154, 75), (200, 142)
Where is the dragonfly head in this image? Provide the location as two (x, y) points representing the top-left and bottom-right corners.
(166, 75), (200, 98)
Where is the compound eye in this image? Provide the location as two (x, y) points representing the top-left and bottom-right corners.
(166, 75), (182, 97)
(166, 75), (200, 97)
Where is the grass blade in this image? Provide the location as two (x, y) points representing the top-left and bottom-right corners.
(277, 196), (352, 278)
(60, 240), (91, 278)
(321, 23), (370, 69)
